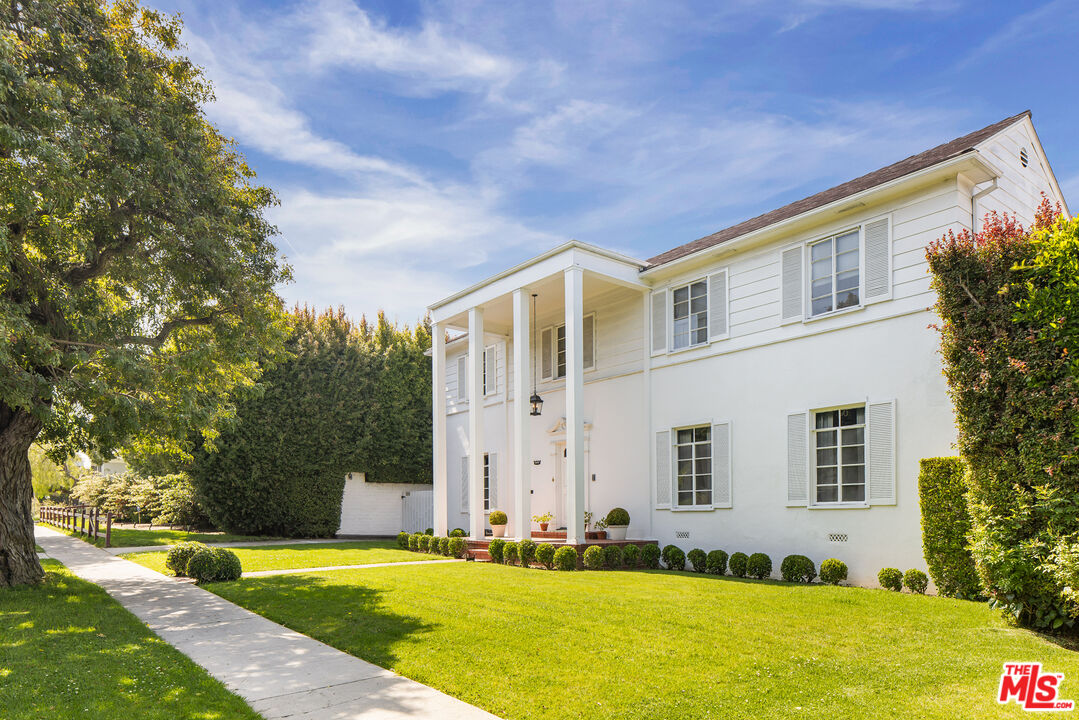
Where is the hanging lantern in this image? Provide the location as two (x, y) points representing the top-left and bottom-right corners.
(530, 293), (542, 416)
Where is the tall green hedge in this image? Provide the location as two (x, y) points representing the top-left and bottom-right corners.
(917, 458), (980, 599)
(190, 307), (431, 537)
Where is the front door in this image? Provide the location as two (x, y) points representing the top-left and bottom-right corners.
(553, 444), (568, 529)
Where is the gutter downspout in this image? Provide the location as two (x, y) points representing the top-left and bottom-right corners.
(971, 178), (999, 234)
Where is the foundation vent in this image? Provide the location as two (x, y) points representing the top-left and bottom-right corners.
(675, 531), (690, 539)
(827, 533), (848, 543)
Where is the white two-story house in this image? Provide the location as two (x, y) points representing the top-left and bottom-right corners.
(426, 111), (1070, 584)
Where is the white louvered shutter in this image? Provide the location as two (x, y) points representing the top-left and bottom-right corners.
(708, 270), (729, 341)
(483, 346), (495, 395)
(583, 315), (596, 370)
(867, 399), (896, 504)
(488, 453), (498, 511)
(460, 456), (469, 512)
(787, 411), (809, 505)
(864, 217), (892, 303)
(655, 430), (671, 508)
(540, 328), (553, 380)
(781, 246), (804, 324)
(712, 421), (732, 508)
(651, 290), (667, 355)
(456, 356), (468, 400)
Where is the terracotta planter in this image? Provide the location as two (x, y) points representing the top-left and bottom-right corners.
(606, 525), (628, 541)
(539, 523), (549, 532)
(585, 531), (608, 540)
(491, 524), (507, 538)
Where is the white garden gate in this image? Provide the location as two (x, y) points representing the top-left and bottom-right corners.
(402, 490), (433, 533)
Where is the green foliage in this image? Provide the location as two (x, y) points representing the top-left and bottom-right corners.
(582, 545), (605, 570)
(186, 547), (242, 583)
(641, 544), (661, 569)
(622, 544), (641, 568)
(448, 537), (466, 559)
(503, 541), (518, 565)
(29, 445), (83, 501)
(165, 542), (207, 577)
(418, 535), (431, 552)
(820, 559), (848, 585)
(536, 543), (556, 570)
(408, 533), (421, 551)
(729, 552), (749, 578)
(190, 308), (431, 537)
(706, 550), (728, 575)
(605, 508), (630, 526)
(927, 204), (1079, 629)
(780, 555), (817, 583)
(904, 569), (929, 594)
(439, 537), (451, 556)
(152, 475), (209, 529)
(488, 511), (507, 526)
(488, 538), (506, 564)
(917, 458), (981, 599)
(450, 528), (466, 538)
(747, 553), (772, 580)
(397, 532), (410, 550)
(878, 568), (904, 592)
(603, 545), (624, 569)
(517, 539), (537, 567)
(70, 471), (206, 527)
(554, 546), (577, 571)
(687, 548), (707, 573)
(663, 545), (686, 571)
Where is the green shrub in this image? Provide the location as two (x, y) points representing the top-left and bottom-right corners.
(780, 555), (816, 583)
(687, 548), (707, 573)
(518, 539), (537, 567)
(446, 537), (465, 558)
(488, 510), (507, 526)
(211, 548), (243, 582)
(878, 567), (903, 591)
(408, 533), (421, 551)
(488, 538), (506, 564)
(663, 545), (686, 571)
(604, 545), (624, 569)
(418, 535), (431, 552)
(535, 542), (556, 569)
(706, 550), (728, 575)
(450, 528), (466, 537)
(729, 552), (749, 578)
(917, 457), (981, 599)
(622, 544), (641, 568)
(641, 544), (661, 569)
(820, 558), (848, 585)
(554, 546), (577, 571)
(503, 541), (518, 565)
(396, 531), (410, 550)
(186, 547), (242, 583)
(165, 541), (207, 577)
(583, 545), (605, 570)
(425, 528), (433, 535)
(605, 507), (630, 526)
(747, 553), (772, 580)
(151, 473), (210, 529)
(904, 569), (929, 594)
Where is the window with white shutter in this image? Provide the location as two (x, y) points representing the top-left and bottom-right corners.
(786, 411), (808, 505)
(708, 270), (729, 341)
(651, 290), (667, 355)
(483, 345), (496, 396)
(546, 314), (596, 378)
(712, 421), (732, 508)
(655, 430), (671, 508)
(811, 405), (866, 504)
(583, 314), (596, 370)
(456, 356), (468, 401)
(484, 453), (498, 511)
(863, 217), (892, 303)
(460, 456), (469, 513)
(671, 279), (708, 350)
(540, 328), (553, 380)
(781, 246), (804, 324)
(867, 399), (896, 504)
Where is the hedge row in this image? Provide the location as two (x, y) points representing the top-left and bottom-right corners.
(917, 457), (981, 599)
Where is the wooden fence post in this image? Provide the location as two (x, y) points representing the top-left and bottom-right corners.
(105, 512), (112, 548)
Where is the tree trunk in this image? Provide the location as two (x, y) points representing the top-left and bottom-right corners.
(0, 404), (44, 587)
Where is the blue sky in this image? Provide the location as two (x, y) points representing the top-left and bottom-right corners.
(153, 0), (1078, 324)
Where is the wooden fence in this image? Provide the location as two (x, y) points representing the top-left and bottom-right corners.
(39, 505), (113, 547)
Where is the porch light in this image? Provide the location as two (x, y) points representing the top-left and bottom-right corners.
(530, 293), (543, 416)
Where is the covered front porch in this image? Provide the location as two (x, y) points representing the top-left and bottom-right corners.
(429, 241), (648, 544)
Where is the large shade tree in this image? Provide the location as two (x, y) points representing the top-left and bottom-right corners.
(0, 1), (290, 585)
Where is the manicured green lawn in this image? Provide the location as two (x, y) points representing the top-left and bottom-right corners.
(124, 541), (440, 575)
(208, 563), (1079, 719)
(0, 560), (260, 719)
(39, 524), (280, 548)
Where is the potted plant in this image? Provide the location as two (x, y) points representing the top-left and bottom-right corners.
(586, 517), (608, 540)
(532, 512), (553, 532)
(605, 507), (630, 540)
(488, 510), (508, 537)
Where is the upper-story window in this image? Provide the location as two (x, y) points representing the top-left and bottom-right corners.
(671, 279), (708, 350)
(540, 314), (596, 380)
(809, 229), (860, 317)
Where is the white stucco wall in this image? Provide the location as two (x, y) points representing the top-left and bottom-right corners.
(338, 473), (433, 536)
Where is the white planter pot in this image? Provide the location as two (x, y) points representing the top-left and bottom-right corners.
(607, 525), (628, 541)
(491, 524), (507, 538)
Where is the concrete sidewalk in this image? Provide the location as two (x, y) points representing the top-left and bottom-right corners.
(106, 537), (369, 555)
(36, 526), (498, 720)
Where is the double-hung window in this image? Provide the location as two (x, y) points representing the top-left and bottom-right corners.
(675, 425), (712, 507)
(672, 280), (708, 350)
(813, 406), (866, 504)
(809, 229), (860, 317)
(541, 315), (596, 380)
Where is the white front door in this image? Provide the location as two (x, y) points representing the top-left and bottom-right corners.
(553, 443), (568, 529)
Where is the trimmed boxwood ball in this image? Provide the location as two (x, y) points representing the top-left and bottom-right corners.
(706, 550), (728, 575)
(687, 548), (707, 573)
(536, 542), (556, 569)
(641, 544), (661, 569)
(424, 528), (433, 535)
(729, 552), (749, 578)
(186, 547), (242, 583)
(418, 535), (430, 552)
(447, 537), (466, 558)
(605, 507), (630, 526)
(450, 528), (466, 537)
(622, 544), (641, 567)
(166, 541), (207, 577)
(904, 568), (929, 594)
(503, 541), (519, 565)
(879, 567), (903, 591)
(518, 539), (537, 567)
(211, 548), (243, 582)
(747, 553), (772, 579)
(488, 538), (506, 564)
(604, 544), (624, 569)
(396, 531), (409, 550)
(488, 510), (508, 526)
(408, 533), (421, 551)
(663, 545), (686, 571)
(439, 537), (451, 556)
(820, 558), (847, 585)
(583, 545), (605, 570)
(554, 546), (577, 571)
(780, 554), (817, 583)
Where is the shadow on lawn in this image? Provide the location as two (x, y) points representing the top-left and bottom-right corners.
(211, 574), (435, 670)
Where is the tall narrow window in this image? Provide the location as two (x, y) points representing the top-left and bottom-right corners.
(672, 280), (708, 350)
(550, 315), (595, 379)
(809, 229), (860, 317)
(813, 406), (866, 503)
(675, 425), (712, 507)
(555, 325), (566, 379)
(483, 453), (490, 511)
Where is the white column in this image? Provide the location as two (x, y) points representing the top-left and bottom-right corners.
(512, 289), (532, 540)
(432, 322), (448, 536)
(468, 307), (486, 540)
(564, 267), (586, 544)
